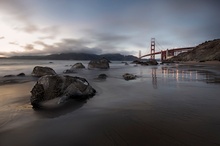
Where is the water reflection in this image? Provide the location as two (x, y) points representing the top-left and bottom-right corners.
(152, 68), (157, 89)
(161, 66), (220, 84)
(162, 66), (197, 82)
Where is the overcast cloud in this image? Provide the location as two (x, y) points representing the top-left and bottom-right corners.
(0, 0), (219, 57)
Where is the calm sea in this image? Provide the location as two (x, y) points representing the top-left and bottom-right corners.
(0, 59), (100, 76)
(0, 59), (219, 85)
(0, 59), (133, 76)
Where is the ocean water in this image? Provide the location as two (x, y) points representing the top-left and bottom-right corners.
(0, 59), (220, 145)
(0, 59), (219, 84)
(0, 59), (88, 76)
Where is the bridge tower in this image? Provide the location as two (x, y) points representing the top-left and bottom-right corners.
(139, 50), (141, 58)
(150, 38), (155, 59)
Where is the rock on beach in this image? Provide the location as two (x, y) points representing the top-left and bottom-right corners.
(64, 63), (85, 73)
(88, 58), (110, 69)
(123, 73), (137, 80)
(30, 75), (96, 108)
(31, 66), (56, 77)
(98, 74), (108, 80)
(71, 63), (85, 69)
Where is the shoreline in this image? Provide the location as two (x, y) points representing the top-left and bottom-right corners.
(177, 60), (220, 65)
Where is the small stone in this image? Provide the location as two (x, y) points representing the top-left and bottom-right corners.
(17, 73), (25, 76)
(123, 73), (136, 81)
(3, 75), (15, 78)
(98, 74), (108, 79)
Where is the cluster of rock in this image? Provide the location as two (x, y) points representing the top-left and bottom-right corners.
(63, 58), (110, 74)
(3, 57), (148, 108)
(29, 57), (111, 108)
(132, 59), (158, 65)
(169, 39), (220, 62)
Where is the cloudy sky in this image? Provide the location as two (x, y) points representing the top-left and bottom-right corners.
(0, 0), (219, 57)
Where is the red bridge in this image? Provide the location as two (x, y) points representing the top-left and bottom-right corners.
(139, 38), (194, 61)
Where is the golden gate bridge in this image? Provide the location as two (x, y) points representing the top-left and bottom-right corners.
(139, 38), (193, 61)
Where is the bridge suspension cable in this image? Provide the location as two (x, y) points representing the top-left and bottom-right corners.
(155, 40), (165, 51)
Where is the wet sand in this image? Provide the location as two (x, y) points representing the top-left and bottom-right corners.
(0, 63), (220, 146)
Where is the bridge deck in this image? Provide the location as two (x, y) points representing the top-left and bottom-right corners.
(140, 47), (193, 58)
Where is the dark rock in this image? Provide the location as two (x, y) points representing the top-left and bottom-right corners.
(4, 73), (26, 77)
(3, 75), (15, 78)
(123, 73), (136, 81)
(161, 60), (175, 64)
(31, 66), (56, 77)
(63, 63), (85, 73)
(101, 57), (111, 63)
(147, 59), (158, 65)
(30, 84), (45, 108)
(88, 58), (110, 69)
(121, 61), (129, 65)
(17, 73), (25, 76)
(98, 74), (108, 79)
(63, 69), (76, 74)
(131, 60), (148, 66)
(71, 63), (85, 69)
(131, 60), (141, 64)
(140, 62), (149, 66)
(30, 75), (96, 108)
(49, 62), (53, 64)
(132, 59), (158, 65)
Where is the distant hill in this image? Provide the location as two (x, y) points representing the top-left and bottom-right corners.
(170, 39), (220, 61)
(8, 53), (138, 61)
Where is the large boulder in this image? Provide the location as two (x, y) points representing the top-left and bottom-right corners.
(88, 58), (110, 69)
(30, 75), (96, 108)
(32, 66), (56, 77)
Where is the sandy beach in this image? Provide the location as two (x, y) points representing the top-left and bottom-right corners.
(0, 61), (220, 146)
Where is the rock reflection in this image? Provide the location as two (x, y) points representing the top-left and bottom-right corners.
(34, 99), (86, 118)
